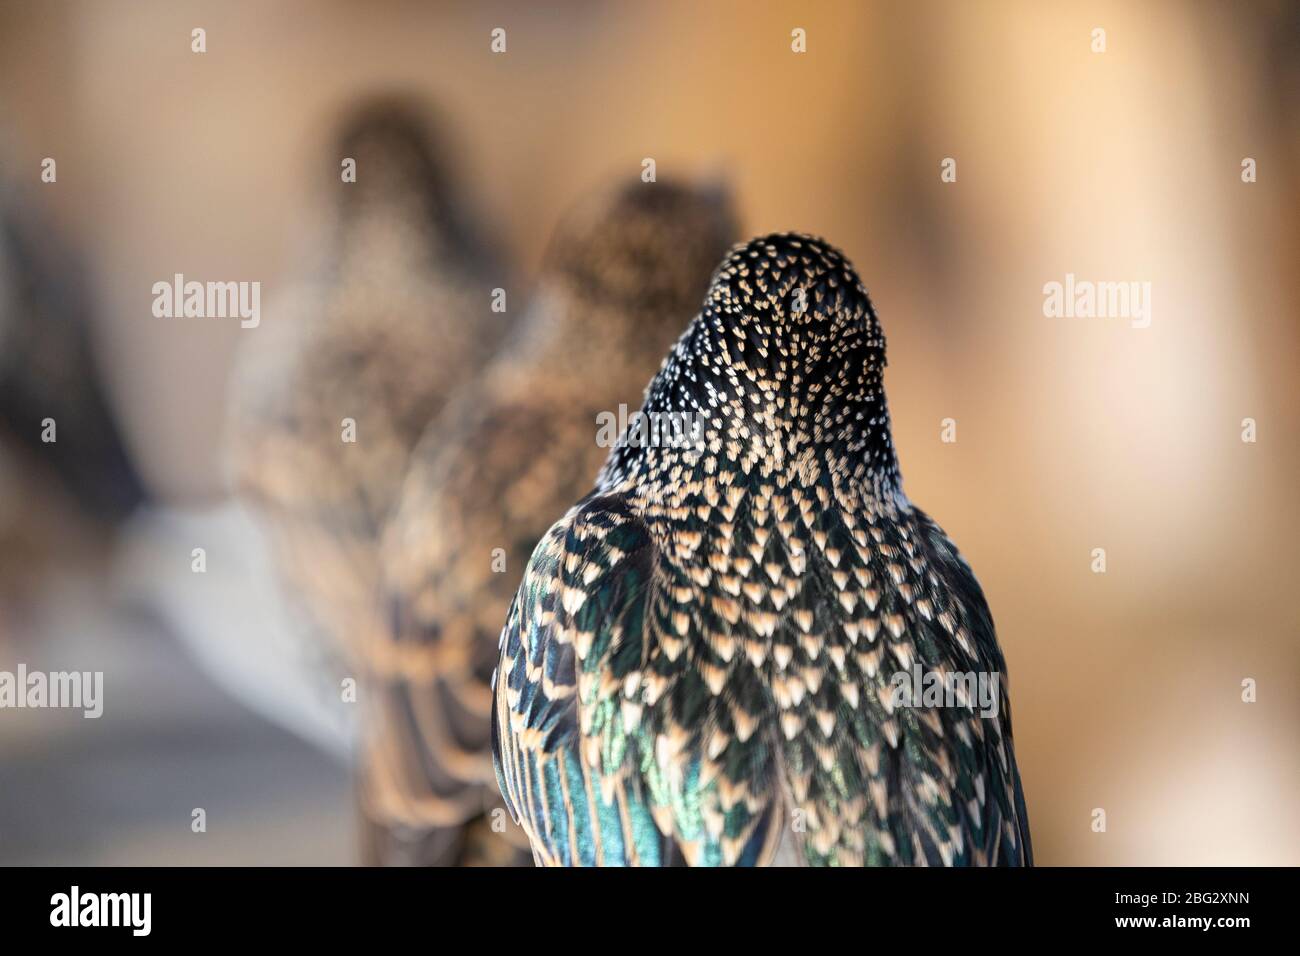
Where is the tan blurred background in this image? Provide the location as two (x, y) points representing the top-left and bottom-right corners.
(0, 0), (1296, 864)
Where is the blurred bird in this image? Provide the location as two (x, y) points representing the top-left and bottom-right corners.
(493, 233), (1032, 866)
(0, 178), (148, 621)
(226, 100), (511, 703)
(362, 179), (737, 865)
(0, 182), (146, 524)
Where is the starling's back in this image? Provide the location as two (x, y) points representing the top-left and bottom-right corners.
(226, 100), (511, 688)
(493, 234), (1032, 866)
(360, 179), (737, 865)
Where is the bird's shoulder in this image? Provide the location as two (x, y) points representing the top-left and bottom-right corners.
(791, 491), (1030, 865)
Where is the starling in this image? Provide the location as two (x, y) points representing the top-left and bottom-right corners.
(226, 100), (510, 688)
(0, 183), (146, 523)
(362, 179), (737, 865)
(492, 233), (1032, 866)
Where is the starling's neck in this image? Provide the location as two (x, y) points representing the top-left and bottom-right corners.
(509, 283), (679, 379)
(334, 205), (447, 271)
(604, 323), (903, 494)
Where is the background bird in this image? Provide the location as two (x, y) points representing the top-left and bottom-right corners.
(361, 178), (738, 865)
(0, 178), (146, 525)
(225, 99), (512, 711)
(493, 233), (1032, 866)
(0, 173), (147, 620)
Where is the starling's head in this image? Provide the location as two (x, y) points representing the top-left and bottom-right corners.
(544, 178), (738, 319)
(603, 232), (900, 490)
(331, 96), (485, 262)
(701, 233), (885, 371)
(335, 98), (448, 207)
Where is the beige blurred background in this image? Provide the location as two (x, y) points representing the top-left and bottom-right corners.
(0, 0), (1296, 864)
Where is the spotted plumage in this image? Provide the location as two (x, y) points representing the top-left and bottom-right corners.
(226, 100), (510, 686)
(493, 233), (1032, 866)
(361, 180), (737, 865)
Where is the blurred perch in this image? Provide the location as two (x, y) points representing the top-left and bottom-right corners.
(115, 500), (356, 762)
